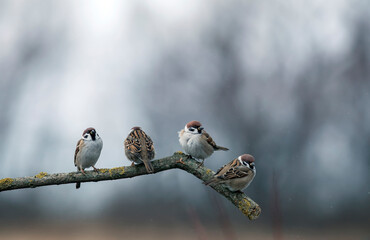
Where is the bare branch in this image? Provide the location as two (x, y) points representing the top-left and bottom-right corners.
(0, 152), (261, 220)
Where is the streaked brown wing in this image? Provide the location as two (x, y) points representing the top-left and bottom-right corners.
(215, 158), (240, 176)
(143, 131), (155, 160)
(221, 167), (250, 180)
(124, 128), (155, 161)
(201, 131), (218, 149)
(74, 139), (84, 166)
(124, 133), (142, 160)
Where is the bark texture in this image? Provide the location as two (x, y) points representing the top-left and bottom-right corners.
(0, 152), (261, 220)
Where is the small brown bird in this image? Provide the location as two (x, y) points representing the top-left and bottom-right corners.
(178, 120), (229, 165)
(204, 154), (256, 192)
(124, 126), (155, 173)
(74, 127), (103, 189)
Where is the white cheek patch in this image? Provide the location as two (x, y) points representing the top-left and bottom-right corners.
(238, 156), (243, 164)
(83, 134), (91, 140)
(185, 126), (193, 134)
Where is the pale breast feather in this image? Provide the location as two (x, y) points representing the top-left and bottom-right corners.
(178, 129), (185, 137)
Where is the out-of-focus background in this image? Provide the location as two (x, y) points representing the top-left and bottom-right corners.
(0, 0), (369, 239)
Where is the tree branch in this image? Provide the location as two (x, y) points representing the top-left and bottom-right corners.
(0, 152), (261, 220)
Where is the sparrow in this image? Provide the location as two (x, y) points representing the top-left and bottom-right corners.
(74, 127), (103, 189)
(203, 154), (256, 192)
(124, 126), (155, 173)
(178, 120), (229, 165)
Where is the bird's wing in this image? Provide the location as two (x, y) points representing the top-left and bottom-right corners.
(215, 158), (240, 176)
(201, 131), (218, 149)
(124, 133), (142, 160)
(201, 130), (228, 151)
(143, 131), (155, 160)
(74, 139), (84, 166)
(220, 166), (251, 180)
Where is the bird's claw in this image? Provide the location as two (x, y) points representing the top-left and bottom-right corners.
(176, 158), (186, 165)
(197, 159), (205, 168)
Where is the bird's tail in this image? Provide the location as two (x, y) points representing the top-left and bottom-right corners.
(143, 160), (154, 173)
(215, 145), (229, 151)
(76, 182), (81, 189)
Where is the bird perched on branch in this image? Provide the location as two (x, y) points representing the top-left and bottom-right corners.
(178, 120), (229, 166)
(204, 154), (256, 192)
(124, 126), (155, 173)
(74, 127), (103, 189)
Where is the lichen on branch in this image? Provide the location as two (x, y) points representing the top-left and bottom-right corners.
(0, 152), (261, 220)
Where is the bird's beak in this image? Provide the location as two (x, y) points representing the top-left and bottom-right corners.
(90, 131), (96, 140)
(198, 127), (204, 131)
